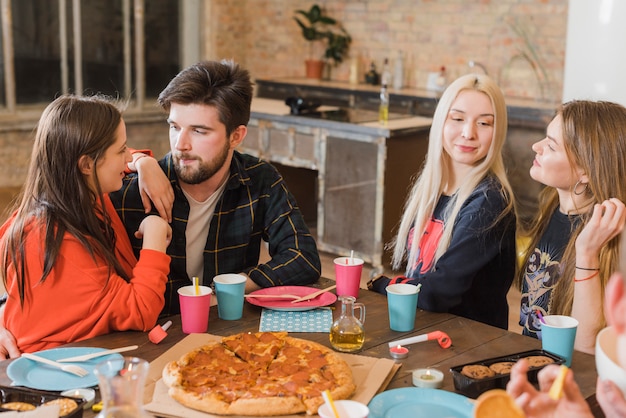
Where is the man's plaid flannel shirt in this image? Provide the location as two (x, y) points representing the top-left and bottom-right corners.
(110, 151), (321, 316)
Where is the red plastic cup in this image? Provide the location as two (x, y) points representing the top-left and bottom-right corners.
(334, 257), (364, 298)
(178, 285), (212, 333)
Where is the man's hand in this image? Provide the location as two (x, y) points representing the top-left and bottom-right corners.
(135, 156), (174, 222)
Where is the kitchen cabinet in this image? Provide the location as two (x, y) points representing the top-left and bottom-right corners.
(242, 98), (432, 274)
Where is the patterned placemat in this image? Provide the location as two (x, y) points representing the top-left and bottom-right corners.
(259, 308), (333, 332)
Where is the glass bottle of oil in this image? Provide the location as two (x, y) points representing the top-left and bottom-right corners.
(330, 296), (366, 353)
(379, 83), (389, 125)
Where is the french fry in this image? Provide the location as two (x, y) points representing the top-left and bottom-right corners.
(548, 365), (569, 400)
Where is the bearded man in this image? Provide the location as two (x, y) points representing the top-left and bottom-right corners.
(110, 60), (321, 315)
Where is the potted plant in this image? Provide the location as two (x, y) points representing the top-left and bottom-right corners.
(294, 4), (351, 79)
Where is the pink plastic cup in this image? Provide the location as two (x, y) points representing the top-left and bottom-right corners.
(334, 257), (364, 298)
(178, 285), (212, 333)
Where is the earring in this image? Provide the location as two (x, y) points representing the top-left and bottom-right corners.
(573, 180), (589, 196)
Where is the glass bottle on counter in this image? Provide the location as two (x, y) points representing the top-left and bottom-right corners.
(94, 357), (154, 418)
(330, 296), (366, 353)
(381, 58), (392, 87)
(393, 50), (404, 90)
(365, 61), (379, 85)
(379, 83), (389, 125)
(436, 66), (448, 91)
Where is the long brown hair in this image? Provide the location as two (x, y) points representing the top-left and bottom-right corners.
(1, 94), (130, 305)
(518, 100), (626, 327)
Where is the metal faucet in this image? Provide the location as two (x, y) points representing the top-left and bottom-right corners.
(468, 60), (488, 75)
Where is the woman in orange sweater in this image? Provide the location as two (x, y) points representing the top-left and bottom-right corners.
(0, 94), (171, 353)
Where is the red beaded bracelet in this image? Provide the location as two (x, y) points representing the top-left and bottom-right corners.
(574, 270), (599, 282)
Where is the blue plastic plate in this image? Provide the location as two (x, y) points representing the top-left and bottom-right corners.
(8, 347), (123, 391)
(368, 387), (474, 418)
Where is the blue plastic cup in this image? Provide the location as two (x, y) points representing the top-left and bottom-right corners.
(541, 315), (579, 366)
(386, 283), (420, 332)
(213, 274), (247, 320)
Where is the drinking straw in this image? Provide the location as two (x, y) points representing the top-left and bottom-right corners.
(322, 390), (340, 418)
(536, 309), (546, 324)
(193, 276), (200, 296)
(349, 250), (354, 265)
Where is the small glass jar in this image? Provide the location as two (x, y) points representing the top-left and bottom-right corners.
(94, 356), (154, 418)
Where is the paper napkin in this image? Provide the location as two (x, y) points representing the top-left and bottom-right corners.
(259, 308), (333, 332)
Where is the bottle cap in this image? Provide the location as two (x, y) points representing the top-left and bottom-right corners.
(149, 320), (172, 344)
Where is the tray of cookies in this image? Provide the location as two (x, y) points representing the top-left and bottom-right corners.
(0, 385), (85, 417)
(449, 349), (565, 399)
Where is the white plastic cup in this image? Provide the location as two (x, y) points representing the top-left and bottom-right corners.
(595, 326), (626, 398)
(318, 400), (369, 418)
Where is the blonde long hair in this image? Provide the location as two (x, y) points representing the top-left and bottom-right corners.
(390, 74), (515, 272)
(518, 101), (626, 327)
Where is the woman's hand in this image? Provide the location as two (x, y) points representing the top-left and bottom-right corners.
(135, 215), (172, 253)
(136, 156), (174, 223)
(576, 198), (626, 263)
(572, 198), (625, 353)
(0, 326), (20, 359)
(506, 359), (593, 418)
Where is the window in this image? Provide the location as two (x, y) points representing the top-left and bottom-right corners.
(0, 0), (182, 111)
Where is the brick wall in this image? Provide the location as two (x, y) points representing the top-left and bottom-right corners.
(211, 0), (567, 102)
(0, 0), (567, 190)
(0, 114), (171, 189)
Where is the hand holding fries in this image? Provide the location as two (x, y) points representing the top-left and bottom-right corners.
(506, 359), (593, 418)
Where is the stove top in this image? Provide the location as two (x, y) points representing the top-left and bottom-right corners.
(294, 108), (405, 124)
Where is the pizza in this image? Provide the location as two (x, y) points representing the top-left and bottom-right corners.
(162, 332), (356, 416)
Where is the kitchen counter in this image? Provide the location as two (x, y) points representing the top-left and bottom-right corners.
(251, 97), (433, 138)
(243, 98), (433, 273)
(255, 77), (557, 129)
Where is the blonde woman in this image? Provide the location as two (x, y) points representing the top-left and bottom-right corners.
(518, 100), (626, 354)
(368, 74), (516, 329)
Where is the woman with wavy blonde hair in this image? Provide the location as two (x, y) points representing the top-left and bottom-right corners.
(518, 100), (626, 354)
(369, 74), (516, 329)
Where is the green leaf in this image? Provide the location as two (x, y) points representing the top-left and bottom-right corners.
(309, 4), (321, 22)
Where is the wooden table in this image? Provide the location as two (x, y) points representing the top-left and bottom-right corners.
(0, 278), (601, 417)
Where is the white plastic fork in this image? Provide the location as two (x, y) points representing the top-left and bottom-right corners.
(21, 353), (89, 377)
(57, 345), (139, 363)
(291, 284), (337, 303)
(244, 294), (300, 300)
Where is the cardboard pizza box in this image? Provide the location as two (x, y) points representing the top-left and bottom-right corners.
(144, 333), (399, 418)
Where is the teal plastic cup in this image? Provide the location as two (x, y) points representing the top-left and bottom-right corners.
(386, 283), (420, 332)
(213, 274), (247, 320)
(541, 315), (578, 366)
